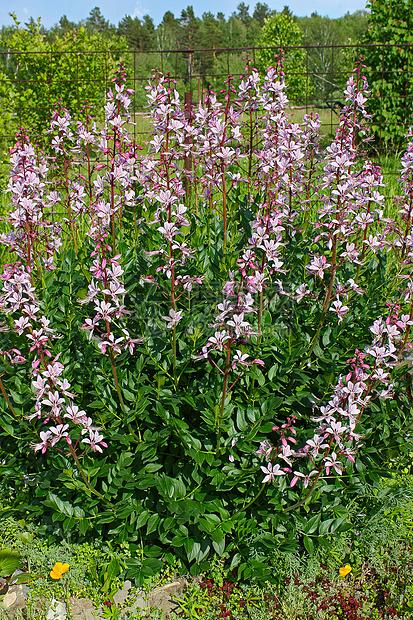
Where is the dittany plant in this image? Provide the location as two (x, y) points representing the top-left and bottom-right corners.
(1, 60), (413, 583)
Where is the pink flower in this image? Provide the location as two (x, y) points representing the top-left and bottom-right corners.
(290, 470), (318, 488)
(261, 463), (286, 483)
(161, 309), (182, 329)
(82, 430), (107, 453)
(330, 298), (350, 323)
(256, 440), (273, 458)
(306, 255), (330, 279)
(31, 430), (52, 454)
(324, 452), (343, 475)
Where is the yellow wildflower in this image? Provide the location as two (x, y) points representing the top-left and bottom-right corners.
(339, 564), (352, 577)
(50, 562), (70, 580)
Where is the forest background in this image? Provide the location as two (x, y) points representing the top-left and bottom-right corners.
(0, 4), (369, 56)
(0, 3), (376, 159)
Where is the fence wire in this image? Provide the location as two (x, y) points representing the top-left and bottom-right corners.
(0, 43), (412, 157)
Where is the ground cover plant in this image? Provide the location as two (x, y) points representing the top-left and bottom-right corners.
(3, 478), (413, 618)
(1, 57), (413, 591)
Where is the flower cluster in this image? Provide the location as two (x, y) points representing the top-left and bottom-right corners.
(254, 304), (410, 488)
(1, 132), (63, 270)
(138, 73), (201, 333)
(256, 64), (306, 225)
(77, 68), (142, 357)
(0, 136), (105, 455)
(191, 77), (244, 226)
(1, 56), (413, 527)
(306, 65), (385, 324)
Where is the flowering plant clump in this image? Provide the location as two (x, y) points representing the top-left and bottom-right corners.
(1, 60), (413, 583)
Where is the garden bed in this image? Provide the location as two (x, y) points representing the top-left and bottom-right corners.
(2, 58), (413, 620)
(2, 475), (413, 619)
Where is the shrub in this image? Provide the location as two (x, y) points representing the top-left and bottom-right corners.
(256, 13), (309, 102)
(0, 15), (129, 145)
(361, 0), (413, 149)
(1, 61), (413, 585)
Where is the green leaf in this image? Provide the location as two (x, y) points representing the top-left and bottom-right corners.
(304, 514), (321, 535)
(268, 364), (278, 381)
(229, 553), (241, 571)
(19, 532), (34, 544)
(318, 519), (334, 536)
(106, 559), (121, 582)
(135, 511), (150, 529)
(212, 535), (225, 557)
(14, 572), (35, 584)
(236, 408), (248, 431)
(322, 326), (331, 346)
(146, 514), (159, 535)
(0, 549), (21, 577)
(185, 539), (201, 563)
(303, 535), (314, 555)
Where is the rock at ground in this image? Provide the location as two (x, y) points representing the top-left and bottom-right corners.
(113, 580), (132, 606)
(148, 580), (187, 617)
(46, 598), (67, 620)
(68, 597), (102, 620)
(119, 579), (187, 619)
(0, 579), (8, 597)
(1, 583), (29, 615)
(0, 579), (188, 619)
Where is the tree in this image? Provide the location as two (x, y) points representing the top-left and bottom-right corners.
(336, 10), (369, 41)
(257, 12), (308, 102)
(295, 11), (369, 102)
(253, 3), (273, 26)
(199, 12), (225, 51)
(219, 14), (248, 48)
(235, 2), (251, 25)
(281, 5), (293, 18)
(197, 12), (225, 79)
(48, 15), (79, 39)
(361, 0), (413, 148)
(86, 7), (109, 33)
(118, 14), (154, 50)
(156, 11), (180, 51)
(179, 6), (200, 49)
(58, 15), (77, 34)
(298, 13), (340, 101)
(0, 24), (16, 50)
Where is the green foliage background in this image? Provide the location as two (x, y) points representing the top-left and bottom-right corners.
(0, 15), (129, 143)
(1, 183), (413, 585)
(361, 0), (413, 148)
(1, 0), (413, 592)
(257, 12), (309, 102)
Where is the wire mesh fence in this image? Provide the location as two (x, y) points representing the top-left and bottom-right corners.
(0, 43), (412, 157)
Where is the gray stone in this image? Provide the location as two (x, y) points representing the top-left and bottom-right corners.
(46, 598), (67, 620)
(0, 579), (8, 597)
(1, 583), (29, 614)
(119, 579), (187, 619)
(68, 597), (102, 620)
(1, 579), (188, 619)
(148, 580), (187, 617)
(113, 580), (132, 606)
(120, 594), (147, 618)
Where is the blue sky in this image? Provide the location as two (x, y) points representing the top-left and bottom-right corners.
(1, 0), (368, 29)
